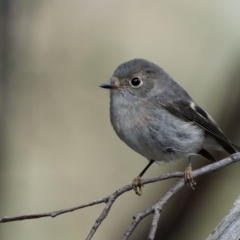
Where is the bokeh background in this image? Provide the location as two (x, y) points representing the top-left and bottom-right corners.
(1, 1), (240, 239)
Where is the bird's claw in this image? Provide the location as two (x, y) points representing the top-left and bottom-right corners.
(184, 164), (196, 189)
(132, 176), (143, 196)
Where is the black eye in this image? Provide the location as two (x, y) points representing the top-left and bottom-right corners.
(130, 77), (142, 87)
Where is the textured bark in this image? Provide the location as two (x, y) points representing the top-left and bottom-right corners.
(207, 195), (240, 240)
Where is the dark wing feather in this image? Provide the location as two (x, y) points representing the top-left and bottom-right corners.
(231, 141), (240, 152)
(156, 93), (237, 154)
(198, 148), (216, 162)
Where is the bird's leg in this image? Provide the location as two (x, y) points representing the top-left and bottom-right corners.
(184, 156), (196, 189)
(133, 159), (154, 196)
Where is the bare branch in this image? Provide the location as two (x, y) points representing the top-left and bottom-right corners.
(0, 172), (182, 223)
(86, 191), (122, 240)
(122, 180), (185, 240)
(148, 206), (161, 240)
(206, 195), (240, 240)
(0, 152), (240, 240)
(0, 197), (109, 222)
(122, 152), (240, 239)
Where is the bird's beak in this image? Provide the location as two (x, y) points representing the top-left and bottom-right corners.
(100, 82), (115, 89)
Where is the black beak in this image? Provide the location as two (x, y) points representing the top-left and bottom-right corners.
(100, 82), (114, 89)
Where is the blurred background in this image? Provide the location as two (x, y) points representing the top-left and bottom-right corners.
(1, 1), (240, 239)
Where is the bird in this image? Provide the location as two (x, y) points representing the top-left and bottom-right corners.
(100, 58), (240, 195)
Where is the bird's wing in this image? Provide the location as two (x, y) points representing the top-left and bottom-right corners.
(156, 94), (236, 154)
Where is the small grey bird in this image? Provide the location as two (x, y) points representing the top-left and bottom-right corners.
(100, 58), (240, 195)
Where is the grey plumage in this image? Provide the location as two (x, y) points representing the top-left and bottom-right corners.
(101, 58), (239, 168)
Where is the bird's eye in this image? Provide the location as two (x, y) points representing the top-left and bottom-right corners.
(130, 77), (142, 88)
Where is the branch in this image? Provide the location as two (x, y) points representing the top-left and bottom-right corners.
(206, 194), (240, 240)
(0, 172), (182, 223)
(123, 179), (185, 240)
(1, 152), (240, 240)
(123, 152), (240, 239)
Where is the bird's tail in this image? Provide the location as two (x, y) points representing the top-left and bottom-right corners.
(231, 141), (240, 152)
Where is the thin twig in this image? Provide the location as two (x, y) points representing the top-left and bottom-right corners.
(122, 180), (184, 240)
(0, 172), (182, 223)
(86, 189), (124, 240)
(0, 197), (109, 222)
(148, 180), (184, 240)
(0, 152), (239, 240)
(122, 152), (240, 239)
(148, 205), (161, 240)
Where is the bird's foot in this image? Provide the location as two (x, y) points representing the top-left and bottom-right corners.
(132, 176), (143, 196)
(184, 164), (196, 189)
